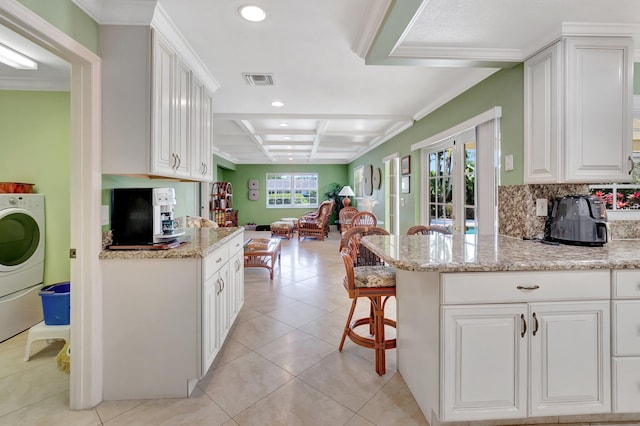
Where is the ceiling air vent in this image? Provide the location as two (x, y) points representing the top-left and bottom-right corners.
(242, 73), (274, 86)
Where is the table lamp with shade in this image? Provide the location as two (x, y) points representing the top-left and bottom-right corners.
(338, 185), (355, 207)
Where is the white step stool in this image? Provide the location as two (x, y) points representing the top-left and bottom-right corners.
(24, 321), (70, 361)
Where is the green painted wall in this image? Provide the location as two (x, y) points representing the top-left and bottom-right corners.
(350, 65), (524, 232)
(225, 164), (348, 225)
(0, 90), (71, 284)
(17, 0), (98, 53)
(101, 175), (199, 229)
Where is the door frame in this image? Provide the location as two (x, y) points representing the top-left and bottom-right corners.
(382, 153), (400, 234)
(413, 107), (501, 235)
(0, 0), (102, 409)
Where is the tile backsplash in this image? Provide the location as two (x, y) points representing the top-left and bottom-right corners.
(499, 184), (640, 240)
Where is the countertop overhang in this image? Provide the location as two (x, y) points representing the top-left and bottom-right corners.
(360, 234), (640, 273)
(99, 227), (243, 260)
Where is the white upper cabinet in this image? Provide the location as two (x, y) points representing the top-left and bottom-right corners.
(190, 74), (213, 182)
(101, 26), (215, 182)
(524, 36), (633, 183)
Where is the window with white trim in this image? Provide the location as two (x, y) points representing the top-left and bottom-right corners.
(266, 173), (318, 208)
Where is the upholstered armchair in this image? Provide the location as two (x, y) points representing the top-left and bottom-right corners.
(298, 199), (335, 241)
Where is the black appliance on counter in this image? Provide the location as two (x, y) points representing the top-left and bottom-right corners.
(548, 195), (609, 246)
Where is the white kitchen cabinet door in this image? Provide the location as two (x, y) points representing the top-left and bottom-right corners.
(228, 250), (244, 324)
(216, 263), (230, 344)
(202, 274), (220, 373)
(202, 91), (213, 182)
(190, 74), (204, 180)
(173, 56), (191, 178)
(151, 31), (175, 176)
(441, 304), (528, 421)
(524, 42), (562, 183)
(528, 301), (610, 416)
(564, 37), (633, 183)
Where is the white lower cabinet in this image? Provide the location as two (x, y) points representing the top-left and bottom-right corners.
(440, 271), (610, 422)
(201, 233), (244, 374)
(102, 230), (244, 400)
(612, 270), (640, 412)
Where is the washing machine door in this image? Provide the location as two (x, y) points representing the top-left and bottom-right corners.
(0, 209), (41, 272)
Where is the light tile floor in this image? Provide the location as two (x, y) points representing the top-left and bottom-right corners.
(1, 229), (639, 425)
(0, 229), (422, 426)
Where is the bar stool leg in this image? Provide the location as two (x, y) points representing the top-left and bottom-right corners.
(340, 298), (358, 351)
(370, 296), (386, 375)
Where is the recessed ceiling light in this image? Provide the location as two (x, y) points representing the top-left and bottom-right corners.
(283, 136), (291, 140)
(271, 100), (284, 107)
(279, 123), (288, 127)
(239, 5), (266, 22)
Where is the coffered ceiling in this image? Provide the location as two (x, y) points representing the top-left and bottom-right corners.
(3, 0), (640, 164)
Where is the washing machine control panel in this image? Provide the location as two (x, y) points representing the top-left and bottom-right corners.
(0, 194), (44, 210)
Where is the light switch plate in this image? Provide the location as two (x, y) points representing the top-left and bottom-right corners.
(505, 154), (514, 171)
(101, 205), (110, 225)
(536, 199), (548, 216)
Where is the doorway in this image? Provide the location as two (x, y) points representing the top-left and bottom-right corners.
(0, 1), (102, 410)
(414, 107), (501, 236)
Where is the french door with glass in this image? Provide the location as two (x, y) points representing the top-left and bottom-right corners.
(426, 130), (477, 235)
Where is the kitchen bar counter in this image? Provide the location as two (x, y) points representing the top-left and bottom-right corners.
(99, 227), (243, 259)
(360, 234), (640, 272)
(360, 233), (640, 424)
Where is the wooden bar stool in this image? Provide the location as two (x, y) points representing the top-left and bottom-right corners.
(338, 227), (396, 375)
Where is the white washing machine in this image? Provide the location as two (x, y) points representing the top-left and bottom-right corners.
(0, 194), (45, 342)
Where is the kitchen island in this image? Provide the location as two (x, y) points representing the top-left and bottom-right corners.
(361, 234), (640, 425)
(100, 227), (244, 400)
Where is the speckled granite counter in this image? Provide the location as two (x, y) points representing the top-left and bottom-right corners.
(360, 234), (640, 272)
(99, 227), (243, 260)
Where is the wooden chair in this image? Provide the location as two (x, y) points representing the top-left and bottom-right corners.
(351, 211), (377, 228)
(339, 230), (396, 375)
(298, 199), (335, 241)
(406, 225), (452, 235)
(338, 206), (359, 234)
(339, 226), (388, 262)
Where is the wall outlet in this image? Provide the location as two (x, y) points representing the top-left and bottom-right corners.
(505, 154), (514, 171)
(536, 199), (548, 216)
(101, 205), (110, 226)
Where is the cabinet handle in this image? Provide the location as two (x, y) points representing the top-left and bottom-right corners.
(533, 312), (539, 336)
(220, 277), (225, 292)
(521, 314), (527, 338)
(516, 285), (540, 290)
(171, 153), (177, 168)
(629, 155), (634, 175)
(204, 163), (208, 174)
(216, 278), (222, 295)
(176, 155), (181, 169)
(216, 257), (223, 263)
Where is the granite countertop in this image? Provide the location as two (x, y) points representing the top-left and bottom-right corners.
(360, 234), (640, 273)
(99, 227), (244, 260)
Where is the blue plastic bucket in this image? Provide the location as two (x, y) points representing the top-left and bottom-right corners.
(39, 282), (70, 325)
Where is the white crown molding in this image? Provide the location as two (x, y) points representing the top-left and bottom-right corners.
(0, 76), (70, 91)
(72, 0), (157, 25)
(151, 4), (220, 92)
(352, 0), (392, 58)
(391, 44), (523, 62)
